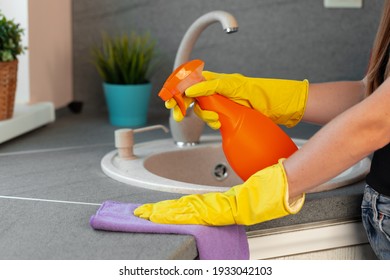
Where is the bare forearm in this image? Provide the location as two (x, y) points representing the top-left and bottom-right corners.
(285, 78), (390, 198)
(302, 80), (366, 125)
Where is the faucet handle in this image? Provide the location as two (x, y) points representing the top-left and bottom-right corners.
(115, 125), (169, 159)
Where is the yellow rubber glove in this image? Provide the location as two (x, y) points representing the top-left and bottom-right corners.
(187, 71), (309, 129)
(166, 97), (220, 129)
(134, 159), (305, 226)
(164, 96), (194, 122)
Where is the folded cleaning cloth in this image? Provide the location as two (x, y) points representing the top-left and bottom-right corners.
(90, 201), (249, 260)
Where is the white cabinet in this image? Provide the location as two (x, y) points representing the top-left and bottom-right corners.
(248, 219), (377, 260)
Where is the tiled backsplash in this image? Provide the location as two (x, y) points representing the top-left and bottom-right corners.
(72, 0), (382, 119)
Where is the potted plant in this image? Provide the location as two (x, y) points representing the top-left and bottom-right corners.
(91, 31), (156, 127)
(0, 12), (25, 121)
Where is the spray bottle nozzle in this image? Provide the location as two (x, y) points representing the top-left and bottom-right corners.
(158, 59), (205, 116)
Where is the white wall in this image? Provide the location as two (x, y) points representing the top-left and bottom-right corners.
(0, 0), (73, 108)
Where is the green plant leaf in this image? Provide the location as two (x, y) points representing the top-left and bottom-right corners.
(0, 12), (25, 61)
(90, 30), (157, 85)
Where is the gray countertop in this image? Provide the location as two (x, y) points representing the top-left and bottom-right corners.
(0, 111), (367, 259)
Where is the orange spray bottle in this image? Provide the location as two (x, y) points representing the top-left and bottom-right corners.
(158, 59), (298, 181)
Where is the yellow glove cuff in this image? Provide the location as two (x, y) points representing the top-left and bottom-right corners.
(255, 79), (309, 128)
(278, 79), (309, 128)
(226, 159), (305, 225)
(278, 159), (305, 214)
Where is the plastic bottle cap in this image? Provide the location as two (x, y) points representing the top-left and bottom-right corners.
(158, 60), (205, 116)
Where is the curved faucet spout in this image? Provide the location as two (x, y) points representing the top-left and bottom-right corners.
(174, 10), (238, 69)
(170, 10), (238, 146)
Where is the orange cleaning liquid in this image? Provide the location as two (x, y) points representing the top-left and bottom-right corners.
(159, 59), (298, 181)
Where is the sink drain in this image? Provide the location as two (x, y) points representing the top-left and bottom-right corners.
(213, 163), (229, 181)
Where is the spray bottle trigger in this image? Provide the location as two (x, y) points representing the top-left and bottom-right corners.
(172, 93), (187, 116)
(158, 88), (187, 117)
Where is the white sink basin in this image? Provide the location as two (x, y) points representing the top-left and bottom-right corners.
(101, 135), (371, 194)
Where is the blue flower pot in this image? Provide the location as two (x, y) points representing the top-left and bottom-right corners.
(103, 83), (152, 127)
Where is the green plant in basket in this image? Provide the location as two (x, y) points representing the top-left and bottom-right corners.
(91, 31), (157, 85)
(0, 12), (25, 62)
(0, 12), (26, 121)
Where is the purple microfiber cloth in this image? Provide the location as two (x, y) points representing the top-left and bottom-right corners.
(90, 201), (249, 260)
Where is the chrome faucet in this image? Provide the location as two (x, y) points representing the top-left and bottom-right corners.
(170, 10), (238, 146)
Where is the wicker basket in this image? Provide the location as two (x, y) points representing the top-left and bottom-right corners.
(0, 60), (18, 121)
